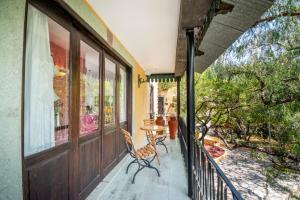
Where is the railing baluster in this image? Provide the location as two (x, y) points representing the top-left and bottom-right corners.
(178, 118), (243, 200)
(220, 179), (224, 200)
(199, 145), (202, 198)
(204, 155), (207, 200)
(207, 161), (210, 200)
(208, 162), (211, 199)
(206, 157), (208, 200)
(217, 176), (220, 200)
(201, 147), (204, 199)
(212, 169), (215, 200)
(192, 143), (198, 199)
(203, 151), (206, 197)
(197, 143), (200, 200)
(195, 144), (198, 200)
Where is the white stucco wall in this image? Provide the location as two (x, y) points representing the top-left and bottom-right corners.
(152, 82), (158, 115)
(0, 0), (26, 199)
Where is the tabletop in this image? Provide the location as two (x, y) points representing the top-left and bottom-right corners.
(140, 125), (164, 132)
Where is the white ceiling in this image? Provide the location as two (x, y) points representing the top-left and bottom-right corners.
(87, 0), (181, 74)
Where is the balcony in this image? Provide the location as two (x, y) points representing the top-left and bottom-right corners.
(84, 115), (244, 200)
(87, 138), (189, 200)
(1, 0), (283, 199)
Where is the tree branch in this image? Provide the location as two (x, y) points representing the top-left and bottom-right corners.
(253, 12), (300, 27)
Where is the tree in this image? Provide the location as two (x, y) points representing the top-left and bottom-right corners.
(191, 0), (300, 170)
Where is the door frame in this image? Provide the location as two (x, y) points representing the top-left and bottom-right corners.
(118, 65), (130, 159)
(22, 1), (74, 199)
(75, 31), (104, 199)
(102, 52), (119, 176)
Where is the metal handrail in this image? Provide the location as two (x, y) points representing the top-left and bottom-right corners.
(199, 142), (243, 200)
(178, 117), (244, 200)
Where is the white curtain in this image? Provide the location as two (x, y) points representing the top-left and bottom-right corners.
(24, 5), (56, 156)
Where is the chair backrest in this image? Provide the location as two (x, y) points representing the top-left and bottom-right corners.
(145, 130), (156, 147)
(143, 119), (155, 126)
(121, 129), (136, 157)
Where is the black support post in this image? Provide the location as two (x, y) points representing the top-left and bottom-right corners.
(186, 28), (195, 198)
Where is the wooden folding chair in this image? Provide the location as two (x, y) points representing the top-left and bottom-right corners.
(143, 119), (168, 153)
(121, 129), (160, 184)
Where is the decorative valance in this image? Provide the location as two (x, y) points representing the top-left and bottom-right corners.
(138, 73), (180, 87)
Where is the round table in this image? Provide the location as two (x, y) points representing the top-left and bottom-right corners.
(140, 125), (164, 133)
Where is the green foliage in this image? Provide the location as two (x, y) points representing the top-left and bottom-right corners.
(180, 73), (187, 121)
(186, 0), (300, 168)
(159, 81), (175, 91)
(195, 49), (300, 159)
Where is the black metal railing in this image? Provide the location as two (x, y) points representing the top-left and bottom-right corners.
(179, 117), (188, 167)
(178, 117), (243, 200)
(192, 141), (243, 200)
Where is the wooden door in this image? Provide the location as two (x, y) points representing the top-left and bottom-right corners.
(23, 3), (73, 200)
(118, 66), (129, 158)
(102, 54), (118, 176)
(75, 35), (103, 199)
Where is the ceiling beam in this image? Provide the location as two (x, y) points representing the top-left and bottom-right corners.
(215, 2), (234, 15)
(175, 0), (232, 76)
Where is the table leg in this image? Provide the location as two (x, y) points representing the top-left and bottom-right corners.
(148, 130), (160, 165)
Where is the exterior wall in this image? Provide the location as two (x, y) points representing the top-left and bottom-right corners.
(132, 66), (150, 145)
(0, 0), (26, 199)
(152, 82), (158, 114)
(0, 0), (149, 199)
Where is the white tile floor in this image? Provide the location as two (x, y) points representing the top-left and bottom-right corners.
(87, 138), (190, 200)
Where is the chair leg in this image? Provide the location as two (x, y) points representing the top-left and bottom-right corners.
(132, 165), (144, 184)
(161, 142), (168, 153)
(142, 159), (160, 177)
(148, 154), (156, 163)
(126, 159), (137, 174)
(156, 138), (168, 153)
(147, 165), (160, 177)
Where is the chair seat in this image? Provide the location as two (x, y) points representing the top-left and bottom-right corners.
(155, 133), (167, 139)
(136, 144), (156, 159)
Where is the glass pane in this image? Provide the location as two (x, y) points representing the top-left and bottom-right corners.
(104, 58), (116, 127)
(24, 5), (70, 156)
(79, 41), (100, 136)
(119, 68), (127, 122)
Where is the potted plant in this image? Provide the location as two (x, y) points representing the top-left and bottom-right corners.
(168, 114), (178, 139)
(155, 115), (165, 135)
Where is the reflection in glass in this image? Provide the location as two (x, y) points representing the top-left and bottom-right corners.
(80, 41), (100, 136)
(119, 68), (127, 122)
(104, 58), (116, 127)
(24, 5), (69, 156)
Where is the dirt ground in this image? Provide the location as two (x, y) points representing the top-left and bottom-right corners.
(218, 148), (300, 200)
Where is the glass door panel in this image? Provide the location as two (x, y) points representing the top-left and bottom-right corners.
(24, 5), (70, 156)
(119, 67), (127, 123)
(79, 41), (100, 136)
(104, 58), (117, 127)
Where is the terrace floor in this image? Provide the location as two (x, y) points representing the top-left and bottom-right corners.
(87, 137), (190, 200)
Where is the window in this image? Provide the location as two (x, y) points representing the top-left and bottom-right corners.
(24, 5), (70, 156)
(104, 58), (116, 127)
(79, 41), (100, 136)
(119, 68), (127, 122)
